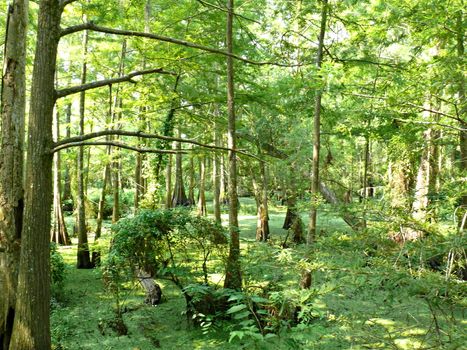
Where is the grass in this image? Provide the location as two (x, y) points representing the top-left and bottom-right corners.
(52, 199), (466, 349)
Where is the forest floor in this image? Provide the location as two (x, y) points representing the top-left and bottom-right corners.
(52, 199), (466, 350)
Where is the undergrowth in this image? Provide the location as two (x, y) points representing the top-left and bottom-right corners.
(51, 203), (466, 350)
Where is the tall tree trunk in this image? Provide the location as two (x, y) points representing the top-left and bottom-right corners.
(93, 144), (111, 266)
(212, 115), (222, 223)
(51, 109), (70, 245)
(188, 154), (196, 205)
(456, 11), (466, 228)
(165, 154), (173, 209)
(76, 28), (92, 269)
(0, 1), (28, 348)
(197, 157), (207, 216)
(134, 152), (143, 211)
(224, 0), (241, 290)
(62, 103), (72, 205)
(307, 0), (328, 244)
(219, 152), (228, 205)
(111, 41), (126, 224)
(10, 1), (62, 348)
(254, 162), (269, 242)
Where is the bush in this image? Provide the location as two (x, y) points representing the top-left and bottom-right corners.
(50, 243), (66, 302)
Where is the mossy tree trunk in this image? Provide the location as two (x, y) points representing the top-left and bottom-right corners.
(223, 0), (242, 290)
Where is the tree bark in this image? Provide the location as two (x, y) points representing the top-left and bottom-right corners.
(223, 0), (242, 290)
(0, 0), (28, 348)
(307, 0), (328, 244)
(10, 1), (62, 348)
(197, 157), (207, 216)
(76, 28), (92, 269)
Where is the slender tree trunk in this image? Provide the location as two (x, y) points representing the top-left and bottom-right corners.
(62, 103), (72, 205)
(254, 162), (269, 242)
(198, 157), (207, 216)
(0, 1), (28, 347)
(134, 152), (143, 211)
(76, 28), (92, 269)
(224, 0), (241, 290)
(165, 154), (173, 209)
(219, 152), (228, 205)
(51, 109), (70, 245)
(188, 155), (196, 205)
(10, 1), (62, 348)
(307, 0), (328, 244)
(212, 115), (222, 223)
(111, 40), (126, 223)
(456, 11), (466, 228)
(93, 143), (111, 266)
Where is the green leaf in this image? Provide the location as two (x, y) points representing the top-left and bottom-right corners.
(226, 304), (247, 314)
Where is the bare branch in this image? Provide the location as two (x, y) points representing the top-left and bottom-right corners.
(54, 129), (262, 160)
(56, 68), (175, 98)
(60, 22), (292, 67)
(52, 141), (184, 154)
(195, 0), (260, 24)
(404, 102), (460, 121)
(347, 93), (460, 120)
(394, 118), (467, 132)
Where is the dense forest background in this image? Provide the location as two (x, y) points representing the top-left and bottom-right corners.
(0, 0), (465, 349)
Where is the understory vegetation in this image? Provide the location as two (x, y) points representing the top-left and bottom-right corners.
(50, 199), (466, 350)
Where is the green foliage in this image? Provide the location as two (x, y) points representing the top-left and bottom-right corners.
(50, 242), (66, 288)
(50, 242), (67, 303)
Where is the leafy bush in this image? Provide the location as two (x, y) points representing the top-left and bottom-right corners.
(103, 208), (228, 313)
(50, 242), (66, 302)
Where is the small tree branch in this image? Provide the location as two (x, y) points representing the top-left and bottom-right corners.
(51, 141), (185, 154)
(56, 68), (175, 98)
(54, 129), (262, 160)
(394, 118), (466, 132)
(195, 0), (260, 24)
(60, 22), (292, 67)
